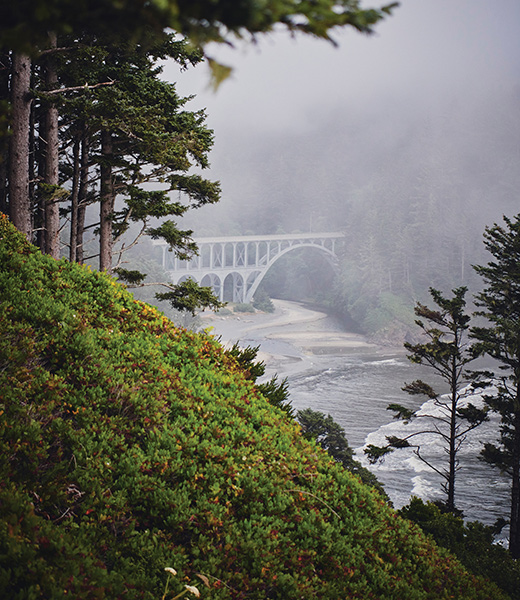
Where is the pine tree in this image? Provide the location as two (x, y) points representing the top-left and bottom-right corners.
(0, 1), (396, 56)
(365, 287), (489, 512)
(471, 214), (520, 558)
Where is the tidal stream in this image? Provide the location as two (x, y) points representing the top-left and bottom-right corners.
(203, 299), (510, 528)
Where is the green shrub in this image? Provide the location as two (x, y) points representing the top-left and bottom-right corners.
(400, 497), (520, 600)
(252, 289), (275, 313)
(0, 215), (509, 600)
(232, 303), (255, 313)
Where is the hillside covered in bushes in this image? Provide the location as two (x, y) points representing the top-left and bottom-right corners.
(0, 214), (509, 599)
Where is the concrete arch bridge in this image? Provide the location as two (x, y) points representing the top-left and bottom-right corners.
(155, 232), (344, 304)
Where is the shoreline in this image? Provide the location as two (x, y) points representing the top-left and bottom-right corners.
(201, 299), (385, 378)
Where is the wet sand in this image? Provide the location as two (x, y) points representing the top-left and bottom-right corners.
(201, 299), (379, 377)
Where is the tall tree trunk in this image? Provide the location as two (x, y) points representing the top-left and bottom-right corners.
(69, 133), (80, 262)
(0, 52), (10, 217)
(447, 380), (457, 512)
(43, 32), (60, 258)
(446, 349), (461, 513)
(99, 129), (114, 272)
(34, 88), (44, 250)
(510, 406), (520, 559)
(9, 52), (32, 239)
(75, 126), (89, 263)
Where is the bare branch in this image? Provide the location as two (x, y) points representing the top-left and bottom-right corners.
(38, 80), (115, 96)
(125, 281), (177, 290)
(113, 220), (148, 270)
(414, 447), (448, 482)
(37, 46), (79, 58)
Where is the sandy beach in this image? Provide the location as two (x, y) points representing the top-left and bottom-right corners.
(202, 299), (379, 377)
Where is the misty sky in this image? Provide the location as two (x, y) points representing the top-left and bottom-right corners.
(163, 0), (520, 235)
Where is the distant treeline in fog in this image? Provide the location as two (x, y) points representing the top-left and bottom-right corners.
(182, 86), (520, 338)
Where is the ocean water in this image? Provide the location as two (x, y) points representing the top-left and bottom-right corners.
(286, 352), (510, 527)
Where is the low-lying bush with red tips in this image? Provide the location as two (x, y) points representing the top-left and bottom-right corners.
(0, 215), (509, 599)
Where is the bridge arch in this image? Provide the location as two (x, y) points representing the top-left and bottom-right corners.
(223, 272), (245, 303)
(245, 243), (338, 303)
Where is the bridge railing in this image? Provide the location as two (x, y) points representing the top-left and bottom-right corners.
(154, 232), (344, 272)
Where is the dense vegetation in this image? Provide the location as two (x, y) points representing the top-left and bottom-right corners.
(0, 215), (510, 598)
(400, 498), (520, 600)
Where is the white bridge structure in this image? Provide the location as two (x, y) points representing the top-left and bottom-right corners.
(155, 232), (344, 304)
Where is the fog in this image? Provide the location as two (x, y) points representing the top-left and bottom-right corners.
(161, 0), (519, 239)
(144, 0), (520, 329)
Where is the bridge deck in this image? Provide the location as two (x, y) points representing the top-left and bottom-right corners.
(153, 232), (344, 245)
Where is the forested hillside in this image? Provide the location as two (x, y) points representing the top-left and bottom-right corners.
(0, 215), (510, 598)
